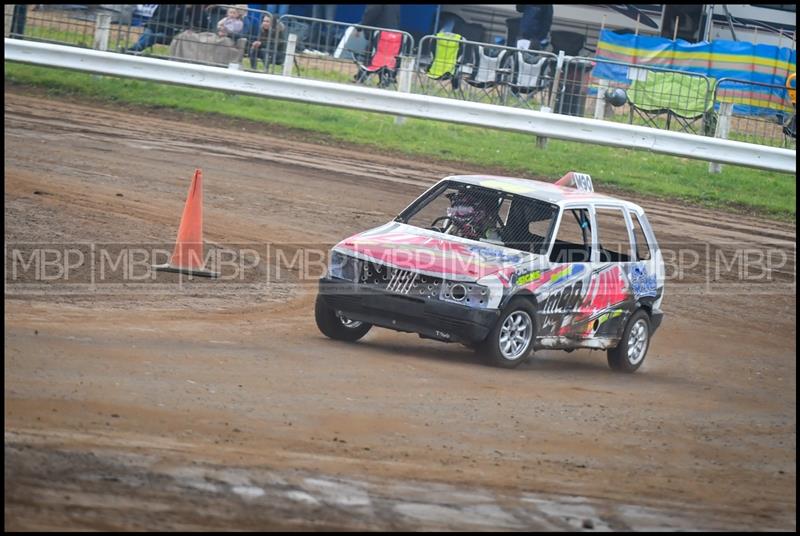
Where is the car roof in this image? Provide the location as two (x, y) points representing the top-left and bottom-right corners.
(444, 175), (642, 211)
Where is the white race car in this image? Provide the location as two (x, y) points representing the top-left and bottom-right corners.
(317, 172), (664, 371)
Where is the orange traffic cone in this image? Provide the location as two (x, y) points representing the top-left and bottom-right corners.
(153, 169), (219, 278)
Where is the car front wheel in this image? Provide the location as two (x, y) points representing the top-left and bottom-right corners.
(477, 298), (536, 368)
(315, 294), (372, 342)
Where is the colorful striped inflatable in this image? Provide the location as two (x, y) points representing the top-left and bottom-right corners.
(593, 30), (796, 116)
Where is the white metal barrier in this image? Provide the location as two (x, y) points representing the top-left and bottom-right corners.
(4, 39), (796, 174)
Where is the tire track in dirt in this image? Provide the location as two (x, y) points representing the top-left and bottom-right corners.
(6, 94), (795, 242)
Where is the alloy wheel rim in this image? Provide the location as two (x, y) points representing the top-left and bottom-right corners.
(499, 311), (532, 360)
(338, 314), (363, 329)
(627, 319), (648, 365)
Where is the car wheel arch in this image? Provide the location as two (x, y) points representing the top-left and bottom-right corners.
(499, 289), (539, 313)
(636, 298), (654, 318)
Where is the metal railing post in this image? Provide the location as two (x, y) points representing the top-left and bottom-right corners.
(594, 79), (608, 120)
(535, 51), (564, 149)
(93, 12), (111, 52)
(709, 102), (734, 173)
(395, 55), (415, 125)
(283, 33), (297, 77)
(702, 76), (713, 136)
(536, 49), (566, 149)
(547, 49), (565, 112)
(4, 5), (14, 38)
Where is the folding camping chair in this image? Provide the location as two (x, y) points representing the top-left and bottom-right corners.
(500, 49), (556, 109)
(419, 32), (464, 95)
(459, 43), (509, 104)
(627, 71), (713, 135)
(354, 30), (406, 88)
(783, 114), (796, 140)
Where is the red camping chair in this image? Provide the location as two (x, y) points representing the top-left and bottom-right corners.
(355, 30), (404, 88)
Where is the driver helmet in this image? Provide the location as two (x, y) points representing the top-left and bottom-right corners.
(447, 190), (498, 239)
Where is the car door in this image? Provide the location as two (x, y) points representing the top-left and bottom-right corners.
(585, 204), (639, 342)
(627, 207), (663, 309)
(535, 204), (595, 342)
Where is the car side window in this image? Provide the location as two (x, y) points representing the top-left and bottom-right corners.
(502, 197), (559, 254)
(595, 207), (632, 263)
(549, 208), (592, 263)
(630, 212), (652, 261)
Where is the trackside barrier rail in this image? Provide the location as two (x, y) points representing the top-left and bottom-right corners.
(4, 39), (796, 174)
(6, 5), (793, 154)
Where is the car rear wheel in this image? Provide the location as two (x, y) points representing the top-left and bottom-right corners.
(477, 298), (536, 368)
(315, 294), (372, 342)
(607, 309), (650, 373)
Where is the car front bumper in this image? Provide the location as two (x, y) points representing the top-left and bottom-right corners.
(318, 277), (500, 344)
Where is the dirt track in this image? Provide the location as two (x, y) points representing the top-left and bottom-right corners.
(4, 90), (797, 530)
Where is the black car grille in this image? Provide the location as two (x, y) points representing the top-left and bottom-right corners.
(359, 261), (443, 300)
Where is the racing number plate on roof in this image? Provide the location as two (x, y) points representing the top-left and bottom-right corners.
(573, 173), (593, 192)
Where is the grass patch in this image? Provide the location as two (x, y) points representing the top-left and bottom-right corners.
(5, 62), (796, 219)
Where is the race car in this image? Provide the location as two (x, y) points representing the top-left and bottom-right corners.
(315, 172), (665, 371)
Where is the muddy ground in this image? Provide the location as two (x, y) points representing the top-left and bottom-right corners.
(4, 90), (796, 530)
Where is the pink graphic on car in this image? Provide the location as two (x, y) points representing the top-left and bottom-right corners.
(336, 222), (535, 279)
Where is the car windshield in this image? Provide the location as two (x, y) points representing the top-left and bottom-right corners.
(396, 180), (560, 255)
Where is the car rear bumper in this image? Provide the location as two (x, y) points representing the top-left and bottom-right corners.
(650, 307), (664, 334)
(318, 277), (500, 344)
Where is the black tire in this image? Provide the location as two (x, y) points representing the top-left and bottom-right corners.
(607, 309), (650, 373)
(476, 298), (536, 368)
(500, 52), (519, 96)
(314, 294), (372, 342)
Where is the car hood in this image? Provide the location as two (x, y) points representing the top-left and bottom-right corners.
(334, 222), (541, 282)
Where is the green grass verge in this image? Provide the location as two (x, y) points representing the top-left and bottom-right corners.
(5, 62), (796, 219)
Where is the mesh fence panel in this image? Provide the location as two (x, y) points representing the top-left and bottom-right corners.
(713, 77), (796, 149)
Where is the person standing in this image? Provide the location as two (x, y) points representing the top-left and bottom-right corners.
(356, 4), (401, 52)
(515, 4), (553, 50)
(359, 4), (401, 31)
(308, 4), (337, 54)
